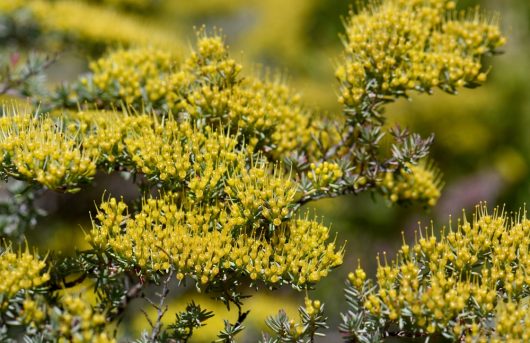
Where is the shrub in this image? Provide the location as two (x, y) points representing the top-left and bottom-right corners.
(0, 0), (515, 342)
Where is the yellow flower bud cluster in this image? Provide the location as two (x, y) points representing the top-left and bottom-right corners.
(77, 33), (312, 159)
(483, 300), (530, 343)
(0, 108), (304, 195)
(0, 114), (97, 191)
(88, 193), (343, 287)
(265, 296), (326, 340)
(0, 112), (33, 131)
(225, 163), (297, 228)
(184, 33), (242, 85)
(441, 14), (506, 56)
(55, 294), (114, 343)
(251, 77), (308, 157)
(381, 161), (443, 207)
(287, 298), (323, 338)
(336, 0), (506, 107)
(349, 204), (530, 340)
(303, 297), (321, 317)
(90, 48), (174, 105)
(22, 297), (46, 324)
(65, 110), (151, 165)
(0, 245), (49, 302)
(179, 34), (312, 158)
(0, 0), (183, 53)
(307, 162), (344, 189)
(174, 72), (311, 159)
(123, 119), (242, 189)
(347, 263), (367, 289)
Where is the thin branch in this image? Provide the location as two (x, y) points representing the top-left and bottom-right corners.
(383, 330), (435, 338)
(147, 268), (174, 342)
(48, 274), (87, 291)
(121, 281), (144, 311)
(0, 53), (58, 95)
(141, 308), (155, 331)
(294, 182), (372, 209)
(63, 274), (87, 288)
(232, 301), (250, 331)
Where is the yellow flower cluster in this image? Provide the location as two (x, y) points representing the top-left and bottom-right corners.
(0, 245), (49, 301)
(485, 300), (530, 343)
(0, 114), (97, 191)
(225, 163), (297, 228)
(307, 162), (343, 189)
(180, 34), (312, 158)
(347, 263), (367, 289)
(177, 73), (311, 159)
(65, 110), (151, 165)
(0, 109), (301, 195)
(78, 33), (312, 159)
(380, 161), (442, 207)
(336, 0), (506, 107)
(124, 119), (241, 189)
(0, 0), (183, 53)
(184, 33), (241, 83)
(22, 297), (46, 324)
(282, 297), (322, 338)
(55, 294), (115, 343)
(303, 297), (321, 317)
(89, 48), (175, 104)
(350, 204), (530, 340)
(88, 193), (343, 287)
(84, 34), (239, 110)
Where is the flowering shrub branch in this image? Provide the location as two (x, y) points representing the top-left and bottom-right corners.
(342, 204), (530, 341)
(0, 0), (510, 341)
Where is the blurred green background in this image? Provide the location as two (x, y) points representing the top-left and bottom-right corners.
(2, 0), (530, 341)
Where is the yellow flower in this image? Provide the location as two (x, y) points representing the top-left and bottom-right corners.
(57, 294), (115, 343)
(352, 203), (530, 339)
(89, 191), (343, 288)
(0, 113), (98, 191)
(0, 0), (183, 53)
(71, 32), (313, 160)
(0, 244), (48, 301)
(380, 160), (443, 207)
(337, 0), (506, 107)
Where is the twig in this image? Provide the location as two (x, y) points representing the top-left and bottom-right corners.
(0, 53), (58, 95)
(48, 274), (87, 291)
(294, 182), (372, 210)
(147, 268), (174, 341)
(141, 308), (155, 330)
(232, 301), (250, 330)
(383, 330), (435, 339)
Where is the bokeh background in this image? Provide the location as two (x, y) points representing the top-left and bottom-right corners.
(1, 0), (529, 341)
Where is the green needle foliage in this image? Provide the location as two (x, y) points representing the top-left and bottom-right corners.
(0, 0), (513, 342)
(261, 298), (327, 343)
(164, 301), (215, 342)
